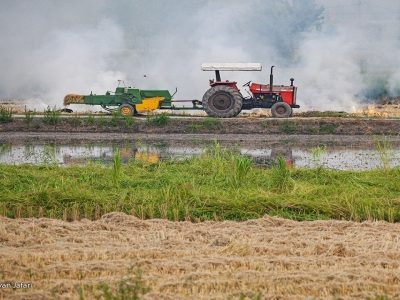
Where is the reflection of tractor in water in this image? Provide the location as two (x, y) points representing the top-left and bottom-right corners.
(248, 147), (294, 167)
(63, 147), (160, 165)
(62, 143), (294, 166)
(64, 63), (299, 118)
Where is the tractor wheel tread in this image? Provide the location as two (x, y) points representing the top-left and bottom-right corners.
(202, 85), (242, 118)
(271, 101), (292, 118)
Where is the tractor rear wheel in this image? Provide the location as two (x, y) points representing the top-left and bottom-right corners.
(271, 102), (292, 118)
(202, 85), (242, 118)
(119, 103), (134, 117)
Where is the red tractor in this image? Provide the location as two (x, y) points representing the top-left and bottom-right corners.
(201, 63), (299, 118)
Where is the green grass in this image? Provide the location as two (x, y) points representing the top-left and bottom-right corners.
(0, 106), (13, 123)
(24, 106), (35, 125)
(186, 117), (220, 132)
(70, 113), (81, 128)
(374, 139), (393, 170)
(109, 110), (121, 127)
(202, 117), (220, 129)
(123, 115), (134, 128)
(295, 111), (348, 118)
(311, 145), (326, 167)
(187, 122), (203, 132)
(1, 146), (400, 222)
(43, 106), (61, 125)
(96, 115), (106, 126)
(146, 113), (170, 126)
(319, 123), (337, 134)
(85, 113), (95, 125)
(279, 121), (297, 134)
(76, 268), (149, 300)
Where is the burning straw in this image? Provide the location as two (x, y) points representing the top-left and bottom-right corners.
(64, 94), (84, 105)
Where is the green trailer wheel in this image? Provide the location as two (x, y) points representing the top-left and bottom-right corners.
(119, 104), (134, 116)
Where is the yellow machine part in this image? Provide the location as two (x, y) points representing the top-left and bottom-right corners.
(135, 97), (164, 113)
(135, 152), (159, 164)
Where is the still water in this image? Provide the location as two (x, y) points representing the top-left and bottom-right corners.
(1, 141), (400, 170)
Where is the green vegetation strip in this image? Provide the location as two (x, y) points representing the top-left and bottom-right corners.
(1, 147), (400, 222)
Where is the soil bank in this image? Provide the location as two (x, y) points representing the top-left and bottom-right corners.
(2, 116), (400, 135)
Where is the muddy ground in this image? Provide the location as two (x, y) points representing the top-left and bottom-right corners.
(0, 213), (399, 299)
(2, 116), (400, 135)
(2, 132), (400, 149)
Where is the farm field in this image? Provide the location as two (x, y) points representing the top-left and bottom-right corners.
(2, 1), (400, 299)
(1, 213), (400, 299)
(2, 103), (400, 299)
(1, 115), (400, 299)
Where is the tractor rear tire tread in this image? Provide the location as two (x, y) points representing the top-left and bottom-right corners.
(202, 85), (243, 118)
(271, 102), (292, 118)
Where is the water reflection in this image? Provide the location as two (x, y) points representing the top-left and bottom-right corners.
(0, 141), (399, 170)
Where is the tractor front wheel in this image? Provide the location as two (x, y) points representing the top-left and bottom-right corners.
(271, 102), (292, 118)
(202, 85), (242, 118)
(119, 103), (134, 117)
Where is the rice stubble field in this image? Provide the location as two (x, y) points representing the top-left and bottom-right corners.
(1, 213), (400, 299)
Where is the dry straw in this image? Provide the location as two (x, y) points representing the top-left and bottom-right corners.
(63, 94), (84, 105)
(1, 213), (400, 299)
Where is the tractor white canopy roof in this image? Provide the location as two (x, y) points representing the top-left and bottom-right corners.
(201, 63), (262, 71)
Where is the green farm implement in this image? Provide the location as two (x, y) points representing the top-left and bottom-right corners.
(64, 86), (201, 116)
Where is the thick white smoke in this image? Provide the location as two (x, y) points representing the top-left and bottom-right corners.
(291, 0), (400, 110)
(0, 0), (399, 111)
(0, 0), (126, 109)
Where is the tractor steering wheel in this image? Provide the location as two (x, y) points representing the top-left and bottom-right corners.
(243, 81), (251, 87)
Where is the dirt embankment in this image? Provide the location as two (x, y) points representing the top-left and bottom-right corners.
(1, 213), (399, 299)
(2, 117), (400, 135)
(3, 132), (400, 149)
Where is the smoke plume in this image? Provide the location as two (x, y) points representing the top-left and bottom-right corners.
(0, 0), (399, 111)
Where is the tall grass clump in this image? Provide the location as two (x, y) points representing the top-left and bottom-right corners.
(146, 113), (170, 126)
(85, 113), (95, 125)
(43, 106), (61, 125)
(24, 106), (35, 125)
(187, 122), (203, 132)
(374, 139), (393, 170)
(311, 145), (326, 168)
(112, 150), (122, 185)
(123, 115), (134, 128)
(109, 110), (120, 127)
(230, 155), (252, 187)
(96, 115), (106, 126)
(270, 156), (294, 192)
(41, 144), (58, 166)
(71, 113), (81, 128)
(0, 106), (12, 123)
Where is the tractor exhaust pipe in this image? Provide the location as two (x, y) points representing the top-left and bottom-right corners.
(269, 66), (274, 93)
